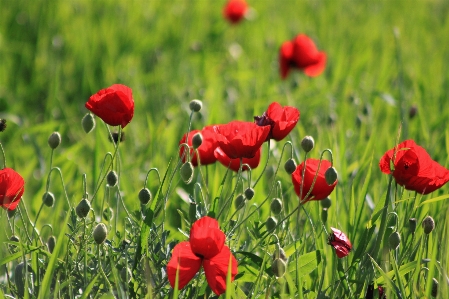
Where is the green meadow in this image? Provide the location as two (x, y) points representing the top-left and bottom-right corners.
(1, 0), (449, 298)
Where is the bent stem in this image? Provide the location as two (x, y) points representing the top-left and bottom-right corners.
(252, 141), (270, 188)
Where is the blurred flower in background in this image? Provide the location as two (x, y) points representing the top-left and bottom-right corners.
(223, 0), (248, 24)
(0, 168), (25, 211)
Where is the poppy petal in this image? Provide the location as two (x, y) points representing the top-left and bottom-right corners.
(167, 241), (202, 290)
(214, 147), (261, 172)
(0, 168), (25, 211)
(304, 52), (327, 77)
(203, 245), (238, 295)
(190, 216), (226, 259)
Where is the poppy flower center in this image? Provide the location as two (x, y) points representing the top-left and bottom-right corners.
(254, 113), (274, 128)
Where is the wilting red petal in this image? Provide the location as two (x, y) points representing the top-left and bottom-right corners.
(328, 227), (352, 258)
(179, 126), (219, 166)
(279, 41), (294, 79)
(291, 159), (337, 202)
(214, 146), (261, 172)
(223, 0), (248, 24)
(0, 168), (25, 211)
(85, 84), (134, 128)
(190, 217), (226, 259)
(167, 241), (202, 290)
(203, 245), (238, 295)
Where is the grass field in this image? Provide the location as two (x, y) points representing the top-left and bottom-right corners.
(1, 0), (449, 298)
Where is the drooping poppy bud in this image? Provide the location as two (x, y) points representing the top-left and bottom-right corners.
(76, 198), (91, 218)
(271, 258), (286, 278)
(42, 192), (55, 207)
(234, 194), (246, 210)
(138, 188), (152, 205)
(284, 158), (297, 174)
(180, 162), (194, 184)
(265, 216), (277, 232)
(244, 187), (255, 200)
(409, 218), (417, 234)
(106, 170), (118, 187)
(82, 113), (96, 133)
(328, 227), (352, 258)
(320, 197), (332, 209)
(47, 235), (56, 254)
(192, 132), (203, 149)
(270, 198), (283, 215)
(93, 223), (108, 245)
(422, 216), (435, 234)
(388, 231), (401, 250)
(325, 167), (338, 185)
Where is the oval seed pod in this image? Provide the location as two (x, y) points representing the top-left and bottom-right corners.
(76, 198), (91, 218)
(244, 187), (255, 200)
(42, 192), (55, 207)
(106, 170), (118, 187)
(138, 188), (152, 205)
(82, 113), (96, 133)
(93, 223), (108, 245)
(284, 158), (297, 174)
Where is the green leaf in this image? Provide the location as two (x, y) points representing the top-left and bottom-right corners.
(369, 254), (403, 298)
(291, 250), (322, 278)
(418, 194), (449, 207)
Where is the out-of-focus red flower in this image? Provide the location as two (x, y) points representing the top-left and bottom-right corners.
(291, 159), (337, 202)
(254, 102), (300, 141)
(379, 139), (449, 194)
(167, 216), (238, 295)
(179, 126), (219, 167)
(214, 146), (261, 172)
(328, 227), (352, 258)
(85, 84), (134, 128)
(223, 0), (248, 24)
(214, 121), (270, 159)
(366, 284), (386, 299)
(0, 168), (25, 211)
(279, 34), (326, 79)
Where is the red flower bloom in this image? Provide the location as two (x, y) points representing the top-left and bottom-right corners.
(214, 146), (261, 172)
(0, 168), (25, 211)
(214, 121), (270, 159)
(328, 227), (352, 258)
(254, 102), (300, 141)
(179, 126), (219, 167)
(167, 217), (238, 295)
(291, 159), (337, 202)
(223, 0), (248, 24)
(379, 139), (449, 194)
(85, 84), (134, 128)
(279, 34), (326, 79)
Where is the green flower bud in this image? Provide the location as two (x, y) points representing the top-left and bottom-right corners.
(42, 192), (55, 207)
(93, 223), (108, 245)
(325, 167), (338, 185)
(14, 262), (26, 298)
(81, 113), (96, 133)
(320, 197), (332, 209)
(76, 198), (91, 218)
(48, 131), (61, 149)
(271, 258), (286, 278)
(47, 235), (56, 254)
(265, 216), (277, 232)
(272, 246), (288, 262)
(284, 158), (297, 174)
(422, 216), (435, 234)
(234, 194), (246, 210)
(409, 218), (417, 234)
(120, 267), (132, 283)
(244, 187), (255, 200)
(138, 188), (152, 205)
(431, 277), (438, 297)
(189, 99), (203, 112)
(192, 133), (203, 149)
(388, 231), (401, 250)
(180, 162), (194, 184)
(321, 208), (328, 223)
(106, 170), (118, 187)
(270, 198), (283, 215)
(301, 136), (315, 153)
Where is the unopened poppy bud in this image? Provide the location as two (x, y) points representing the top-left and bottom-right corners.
(388, 231), (401, 250)
(82, 113), (96, 133)
(189, 202), (197, 223)
(270, 198), (283, 215)
(271, 258), (286, 278)
(244, 187), (255, 200)
(422, 216), (435, 234)
(48, 131), (61, 149)
(103, 207), (113, 221)
(7, 209), (16, 218)
(14, 262), (26, 297)
(192, 133), (203, 149)
(76, 198), (91, 218)
(180, 162), (194, 184)
(321, 208), (328, 223)
(325, 167), (338, 185)
(189, 99), (202, 112)
(301, 136), (315, 153)
(320, 197), (332, 209)
(409, 218), (417, 234)
(120, 267), (132, 283)
(0, 119), (7, 132)
(109, 131), (125, 144)
(42, 192), (55, 207)
(93, 223), (108, 245)
(106, 170), (118, 187)
(409, 105), (418, 119)
(284, 158), (297, 174)
(431, 277), (438, 297)
(9, 235), (19, 251)
(47, 235), (56, 253)
(272, 246), (288, 262)
(265, 216), (277, 232)
(138, 188), (152, 205)
(234, 194), (246, 210)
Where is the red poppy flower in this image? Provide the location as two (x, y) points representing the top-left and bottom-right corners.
(0, 168), (25, 211)
(214, 146), (261, 172)
(254, 102), (300, 141)
(167, 216), (238, 295)
(213, 121), (270, 159)
(223, 0), (248, 24)
(179, 126), (219, 167)
(379, 139), (449, 194)
(85, 84), (134, 128)
(279, 34), (326, 79)
(291, 159), (337, 202)
(328, 227), (352, 258)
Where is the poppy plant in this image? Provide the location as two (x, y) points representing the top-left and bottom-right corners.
(379, 139), (449, 194)
(0, 168), (25, 211)
(167, 216), (238, 295)
(328, 227), (352, 258)
(214, 146), (261, 172)
(279, 34), (326, 79)
(213, 121), (270, 159)
(179, 126), (219, 167)
(85, 84), (134, 128)
(223, 0), (248, 24)
(254, 102), (300, 141)
(291, 159), (337, 202)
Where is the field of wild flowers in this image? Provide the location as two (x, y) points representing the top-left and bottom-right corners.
(1, 0), (449, 298)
